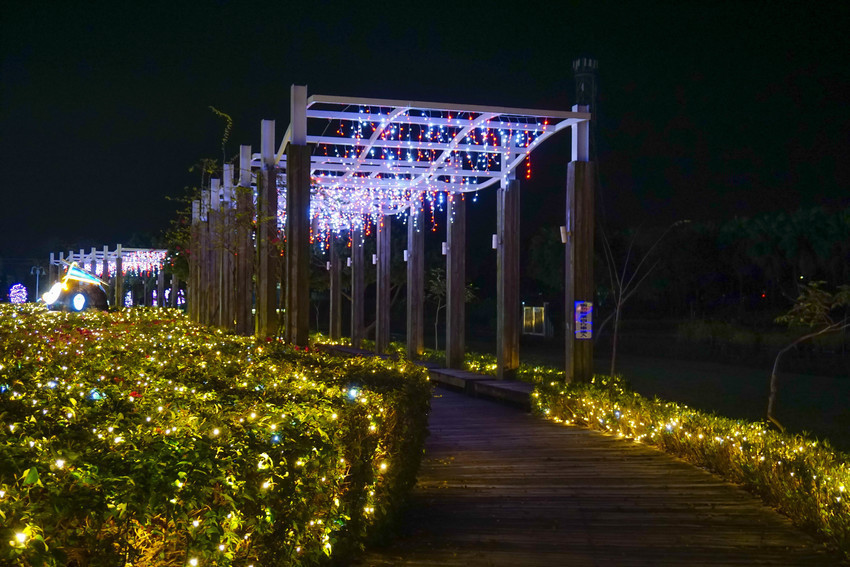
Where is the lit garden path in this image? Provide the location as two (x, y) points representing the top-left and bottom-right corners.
(357, 387), (840, 566)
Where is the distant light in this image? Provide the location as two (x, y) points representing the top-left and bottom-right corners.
(43, 283), (62, 305)
(72, 293), (86, 311)
(9, 283), (27, 304)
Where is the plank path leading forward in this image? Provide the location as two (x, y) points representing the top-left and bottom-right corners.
(357, 388), (839, 566)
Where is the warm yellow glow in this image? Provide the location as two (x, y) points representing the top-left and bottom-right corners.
(15, 532), (26, 544)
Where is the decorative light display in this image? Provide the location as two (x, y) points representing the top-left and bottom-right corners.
(257, 95), (589, 244)
(9, 283), (27, 304)
(54, 249), (167, 279)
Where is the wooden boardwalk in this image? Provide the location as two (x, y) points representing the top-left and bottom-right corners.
(357, 387), (841, 566)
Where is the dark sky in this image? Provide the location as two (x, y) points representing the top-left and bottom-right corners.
(3, 1), (849, 261)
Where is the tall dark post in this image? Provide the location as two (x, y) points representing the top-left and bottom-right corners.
(375, 215), (391, 354)
(115, 244), (124, 309)
(565, 57), (597, 383)
(329, 238), (342, 341)
(497, 174), (520, 380)
(235, 145), (254, 335)
(406, 206), (425, 358)
(446, 193), (466, 369)
(256, 120), (279, 338)
(351, 228), (365, 348)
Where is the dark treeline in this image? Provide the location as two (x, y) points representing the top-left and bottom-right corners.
(524, 206), (850, 326)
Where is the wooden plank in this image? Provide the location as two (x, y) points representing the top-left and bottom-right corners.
(565, 160), (594, 383)
(496, 175), (520, 380)
(351, 228), (365, 348)
(256, 120), (278, 338)
(329, 237), (342, 340)
(285, 142), (311, 346)
(406, 206), (425, 358)
(357, 389), (841, 566)
(375, 214), (391, 354)
(445, 194), (466, 369)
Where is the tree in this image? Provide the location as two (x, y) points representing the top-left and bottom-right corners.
(767, 281), (850, 431)
(599, 220), (689, 376)
(425, 267), (475, 351)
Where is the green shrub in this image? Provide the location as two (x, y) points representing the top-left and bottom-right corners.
(0, 305), (430, 566)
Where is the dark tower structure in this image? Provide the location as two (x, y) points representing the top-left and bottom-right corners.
(572, 57), (598, 156)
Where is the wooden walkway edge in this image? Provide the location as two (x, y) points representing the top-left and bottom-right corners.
(320, 346), (842, 565)
(355, 389), (841, 566)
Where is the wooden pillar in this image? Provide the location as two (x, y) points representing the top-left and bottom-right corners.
(210, 179), (223, 324)
(170, 273), (179, 308)
(446, 194), (466, 369)
(200, 189), (212, 324)
(115, 244), (124, 309)
(351, 228), (365, 349)
(329, 238), (342, 341)
(406, 206), (425, 358)
(256, 120), (279, 338)
(49, 253), (56, 286)
(375, 214), (391, 354)
(497, 174), (520, 380)
(284, 86), (311, 346)
(189, 201), (200, 320)
(89, 247), (97, 274)
(565, 106), (594, 383)
(156, 269), (165, 308)
(222, 164), (235, 329)
(235, 145), (254, 335)
(101, 246), (109, 290)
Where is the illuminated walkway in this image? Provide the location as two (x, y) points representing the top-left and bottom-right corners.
(357, 387), (839, 566)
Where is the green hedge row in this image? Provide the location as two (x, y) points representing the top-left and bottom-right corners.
(0, 305), (431, 566)
(534, 375), (850, 560)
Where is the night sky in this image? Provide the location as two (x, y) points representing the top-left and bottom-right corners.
(3, 1), (849, 263)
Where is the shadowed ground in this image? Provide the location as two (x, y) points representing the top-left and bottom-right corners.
(356, 387), (841, 566)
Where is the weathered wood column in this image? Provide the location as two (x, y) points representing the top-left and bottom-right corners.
(329, 238), (342, 341)
(189, 202), (200, 319)
(210, 179), (223, 324)
(200, 189), (213, 324)
(256, 120), (279, 338)
(156, 269), (165, 308)
(497, 174), (520, 380)
(446, 194), (466, 369)
(284, 85), (311, 346)
(222, 164), (235, 328)
(235, 145), (254, 335)
(565, 105), (594, 383)
(101, 246), (109, 295)
(170, 273), (179, 308)
(375, 215), (391, 354)
(406, 206), (425, 358)
(351, 228), (365, 349)
(115, 244), (124, 309)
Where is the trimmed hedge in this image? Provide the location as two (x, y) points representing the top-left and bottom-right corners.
(0, 305), (430, 566)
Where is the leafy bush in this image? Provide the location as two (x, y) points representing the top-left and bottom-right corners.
(0, 305), (430, 566)
(534, 376), (850, 559)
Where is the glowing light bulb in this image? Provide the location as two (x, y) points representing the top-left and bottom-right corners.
(55, 459), (65, 469)
(15, 532), (26, 544)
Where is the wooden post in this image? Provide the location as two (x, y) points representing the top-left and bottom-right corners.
(200, 189), (212, 324)
(157, 269), (165, 308)
(406, 206), (425, 358)
(375, 214), (391, 354)
(210, 179), (223, 324)
(256, 119), (279, 338)
(565, 105), (594, 383)
(235, 145), (254, 335)
(170, 273), (179, 308)
(89, 247), (97, 274)
(446, 194), (466, 369)
(351, 228), (365, 349)
(222, 164), (235, 329)
(189, 201), (200, 320)
(49, 253), (56, 286)
(329, 238), (342, 341)
(101, 246), (108, 291)
(115, 244), (124, 309)
(497, 174), (520, 380)
(284, 85), (311, 346)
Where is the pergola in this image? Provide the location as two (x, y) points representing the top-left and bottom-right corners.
(48, 246), (175, 308)
(192, 84), (595, 382)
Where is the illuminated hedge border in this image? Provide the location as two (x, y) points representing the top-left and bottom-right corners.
(0, 306), (430, 566)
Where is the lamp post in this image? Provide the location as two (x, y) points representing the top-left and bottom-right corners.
(30, 266), (45, 302)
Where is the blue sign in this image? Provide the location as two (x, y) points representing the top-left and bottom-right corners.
(574, 301), (592, 339)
